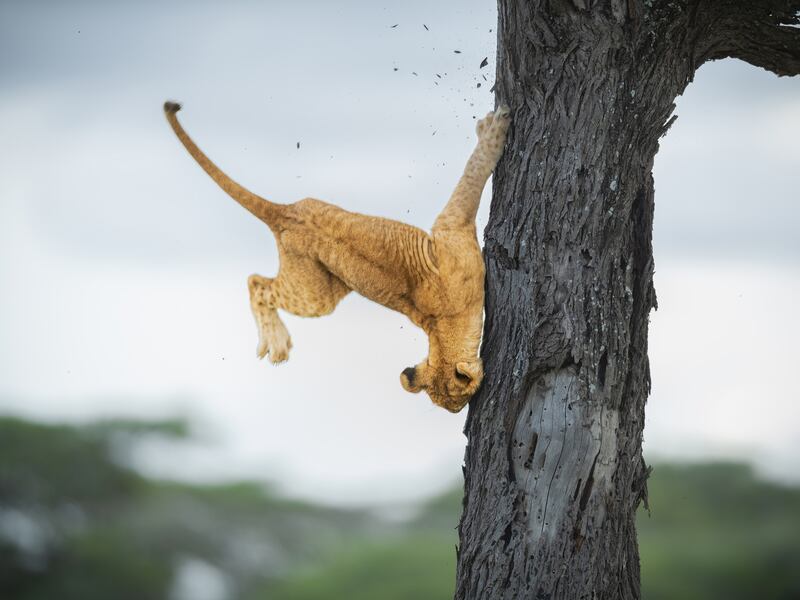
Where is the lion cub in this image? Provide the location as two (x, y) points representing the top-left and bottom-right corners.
(165, 102), (510, 412)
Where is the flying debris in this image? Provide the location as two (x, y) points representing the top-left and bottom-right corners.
(454, 50), (462, 54)
(423, 24), (429, 30)
(296, 142), (300, 149)
(480, 57), (488, 68)
(391, 24), (398, 28)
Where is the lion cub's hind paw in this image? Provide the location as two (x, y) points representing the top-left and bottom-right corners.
(266, 335), (292, 365)
(256, 334), (271, 361)
(256, 334), (292, 364)
(254, 315), (292, 365)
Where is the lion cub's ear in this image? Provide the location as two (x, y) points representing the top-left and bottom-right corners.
(400, 367), (422, 393)
(455, 361), (483, 387)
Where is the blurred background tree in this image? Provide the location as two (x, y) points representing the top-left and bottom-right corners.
(1, 415), (797, 600)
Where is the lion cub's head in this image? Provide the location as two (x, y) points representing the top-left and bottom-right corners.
(399, 359), (483, 413)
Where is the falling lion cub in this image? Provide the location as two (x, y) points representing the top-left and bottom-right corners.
(164, 101), (510, 412)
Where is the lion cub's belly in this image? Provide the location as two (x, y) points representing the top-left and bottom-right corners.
(280, 228), (413, 308)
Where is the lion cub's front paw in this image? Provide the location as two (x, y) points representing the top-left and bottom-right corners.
(483, 105), (511, 163)
(476, 111), (495, 138)
(491, 105), (511, 135)
(476, 105), (511, 140)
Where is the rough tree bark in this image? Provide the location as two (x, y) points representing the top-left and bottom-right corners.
(455, 2), (800, 599)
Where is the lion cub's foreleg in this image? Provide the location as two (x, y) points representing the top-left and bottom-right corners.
(433, 106), (511, 231)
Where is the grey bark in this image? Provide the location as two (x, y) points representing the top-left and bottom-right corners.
(455, 2), (800, 599)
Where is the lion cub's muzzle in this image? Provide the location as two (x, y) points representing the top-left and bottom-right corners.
(399, 364), (475, 413)
(436, 394), (472, 413)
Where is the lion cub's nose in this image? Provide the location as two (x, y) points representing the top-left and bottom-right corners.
(401, 367), (416, 386)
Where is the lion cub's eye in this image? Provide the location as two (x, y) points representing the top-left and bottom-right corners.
(455, 370), (471, 384)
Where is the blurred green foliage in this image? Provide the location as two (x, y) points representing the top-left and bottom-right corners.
(637, 463), (800, 600)
(0, 416), (374, 600)
(261, 537), (456, 600)
(1, 415), (798, 600)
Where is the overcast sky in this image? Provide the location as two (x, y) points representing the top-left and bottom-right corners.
(1, 0), (798, 506)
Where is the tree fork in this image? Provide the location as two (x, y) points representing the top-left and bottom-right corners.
(455, 1), (800, 599)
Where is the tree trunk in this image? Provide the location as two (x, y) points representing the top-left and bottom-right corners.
(455, 2), (800, 599)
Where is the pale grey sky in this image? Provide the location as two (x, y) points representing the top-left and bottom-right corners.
(1, 0), (798, 505)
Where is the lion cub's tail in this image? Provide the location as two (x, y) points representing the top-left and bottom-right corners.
(164, 101), (285, 228)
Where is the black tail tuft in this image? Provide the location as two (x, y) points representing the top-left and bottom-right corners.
(164, 101), (182, 114)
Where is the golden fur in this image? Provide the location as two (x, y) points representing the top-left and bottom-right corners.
(164, 101), (510, 412)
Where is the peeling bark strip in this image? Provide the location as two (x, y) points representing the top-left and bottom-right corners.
(509, 366), (619, 546)
(456, 1), (800, 599)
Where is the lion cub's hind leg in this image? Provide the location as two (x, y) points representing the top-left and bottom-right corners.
(248, 275), (292, 364)
(248, 253), (350, 364)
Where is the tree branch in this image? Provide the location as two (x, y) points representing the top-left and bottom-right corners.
(698, 1), (800, 77)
